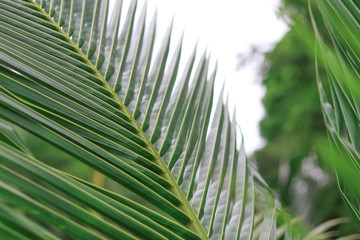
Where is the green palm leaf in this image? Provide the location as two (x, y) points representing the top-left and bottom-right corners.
(0, 0), (278, 239)
(312, 0), (360, 231)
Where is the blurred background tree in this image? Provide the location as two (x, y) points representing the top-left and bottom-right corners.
(242, 0), (358, 234)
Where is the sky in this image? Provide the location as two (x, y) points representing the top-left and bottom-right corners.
(115, 0), (288, 154)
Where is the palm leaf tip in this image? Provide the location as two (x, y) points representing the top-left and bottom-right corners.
(0, 0), (279, 239)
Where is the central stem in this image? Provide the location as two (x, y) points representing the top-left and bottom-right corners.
(33, 1), (209, 238)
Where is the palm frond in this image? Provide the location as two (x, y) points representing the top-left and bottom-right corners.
(0, 0), (278, 239)
(312, 0), (360, 231)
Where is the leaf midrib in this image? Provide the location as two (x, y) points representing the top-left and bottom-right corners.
(31, 1), (209, 239)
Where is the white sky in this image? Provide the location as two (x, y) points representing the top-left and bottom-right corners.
(115, 0), (288, 154)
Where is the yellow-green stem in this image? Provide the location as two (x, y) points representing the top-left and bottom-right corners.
(32, 1), (209, 238)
